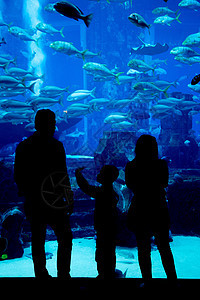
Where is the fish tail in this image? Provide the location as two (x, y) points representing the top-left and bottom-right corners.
(3, 62), (9, 71)
(163, 85), (171, 98)
(81, 49), (88, 61)
(90, 87), (96, 98)
(152, 65), (157, 76)
(115, 72), (124, 84)
(176, 13), (181, 24)
(175, 9), (180, 16)
(28, 82), (36, 93)
(59, 95), (64, 106)
(60, 26), (64, 38)
(84, 14), (93, 28)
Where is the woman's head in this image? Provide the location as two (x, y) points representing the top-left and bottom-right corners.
(135, 134), (158, 161)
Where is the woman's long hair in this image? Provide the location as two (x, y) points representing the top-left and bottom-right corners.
(135, 134), (158, 161)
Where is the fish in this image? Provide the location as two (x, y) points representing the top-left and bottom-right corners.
(128, 13), (151, 30)
(116, 75), (135, 84)
(50, 41), (88, 60)
(152, 7), (179, 15)
(28, 96), (64, 109)
(170, 46), (200, 57)
(83, 62), (123, 84)
(5, 67), (33, 77)
(89, 98), (110, 106)
(107, 98), (134, 109)
(104, 113), (132, 123)
(75, 50), (101, 59)
(66, 128), (85, 137)
(0, 100), (33, 111)
(44, 4), (56, 13)
(154, 14), (181, 26)
(111, 121), (135, 129)
(2, 112), (33, 124)
(127, 59), (156, 73)
(36, 22), (64, 37)
(131, 39), (169, 56)
(184, 139), (191, 146)
(8, 26), (38, 43)
(188, 83), (200, 93)
(182, 32), (200, 47)
(67, 88), (96, 101)
(64, 103), (93, 117)
(40, 85), (68, 97)
(174, 55), (200, 65)
(0, 56), (16, 69)
(178, 0), (200, 10)
(133, 82), (171, 97)
(54, 1), (93, 27)
(191, 74), (200, 85)
(0, 75), (25, 87)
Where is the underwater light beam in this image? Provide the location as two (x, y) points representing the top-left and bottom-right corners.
(23, 0), (45, 95)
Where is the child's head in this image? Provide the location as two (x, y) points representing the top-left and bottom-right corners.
(97, 165), (119, 185)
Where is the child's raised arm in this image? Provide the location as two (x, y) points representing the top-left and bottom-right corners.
(75, 167), (97, 198)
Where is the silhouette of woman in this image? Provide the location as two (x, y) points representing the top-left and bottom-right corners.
(125, 134), (177, 282)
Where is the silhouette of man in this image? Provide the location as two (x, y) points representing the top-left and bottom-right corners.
(14, 109), (73, 279)
(125, 135), (177, 283)
(75, 165), (119, 278)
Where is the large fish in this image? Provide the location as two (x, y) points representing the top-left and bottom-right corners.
(54, 1), (93, 27)
(128, 13), (151, 30)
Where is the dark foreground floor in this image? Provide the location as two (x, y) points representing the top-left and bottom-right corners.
(1, 278), (199, 295)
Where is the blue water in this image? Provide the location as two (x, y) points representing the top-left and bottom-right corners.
(0, 0), (199, 156)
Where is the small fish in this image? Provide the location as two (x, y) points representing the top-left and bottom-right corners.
(182, 32), (200, 47)
(50, 41), (88, 60)
(54, 1), (93, 27)
(184, 139), (191, 146)
(36, 22), (64, 38)
(191, 74), (200, 85)
(154, 14), (181, 26)
(178, 0), (200, 11)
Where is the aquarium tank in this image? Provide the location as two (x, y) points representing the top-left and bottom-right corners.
(0, 0), (200, 279)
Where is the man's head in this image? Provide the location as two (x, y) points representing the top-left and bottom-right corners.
(35, 109), (56, 137)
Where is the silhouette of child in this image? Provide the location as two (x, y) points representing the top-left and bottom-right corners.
(125, 134), (177, 283)
(75, 165), (119, 278)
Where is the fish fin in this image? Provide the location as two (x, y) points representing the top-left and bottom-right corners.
(60, 26), (64, 38)
(84, 14), (93, 28)
(137, 36), (146, 44)
(176, 13), (181, 24)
